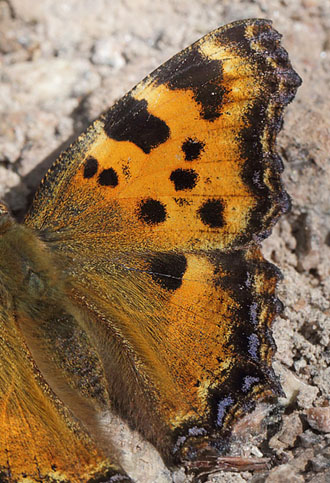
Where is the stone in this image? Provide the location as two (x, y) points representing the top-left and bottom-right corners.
(306, 407), (330, 433)
(265, 464), (304, 483)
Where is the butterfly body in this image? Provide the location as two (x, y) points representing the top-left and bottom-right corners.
(0, 19), (301, 482)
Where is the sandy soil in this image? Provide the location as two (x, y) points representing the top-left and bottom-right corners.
(0, 0), (329, 482)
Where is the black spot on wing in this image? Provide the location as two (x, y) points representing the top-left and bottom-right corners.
(98, 168), (119, 187)
(138, 198), (167, 225)
(197, 198), (225, 228)
(182, 138), (205, 161)
(152, 46), (226, 121)
(147, 253), (187, 291)
(104, 94), (170, 154)
(170, 169), (198, 191)
(83, 156), (98, 179)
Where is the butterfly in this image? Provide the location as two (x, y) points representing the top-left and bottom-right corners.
(0, 18), (301, 482)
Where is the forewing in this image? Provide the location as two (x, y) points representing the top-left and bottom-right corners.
(25, 19), (301, 252)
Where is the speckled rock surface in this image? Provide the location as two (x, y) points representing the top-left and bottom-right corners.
(1, 0), (329, 481)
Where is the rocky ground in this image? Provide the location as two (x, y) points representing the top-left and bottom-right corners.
(0, 0), (329, 482)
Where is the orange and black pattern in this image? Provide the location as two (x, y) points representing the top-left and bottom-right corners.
(0, 19), (301, 481)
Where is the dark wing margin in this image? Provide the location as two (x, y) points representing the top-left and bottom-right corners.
(21, 18), (301, 479)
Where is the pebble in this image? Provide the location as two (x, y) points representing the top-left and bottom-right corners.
(91, 39), (126, 69)
(270, 413), (303, 450)
(305, 407), (330, 433)
(265, 463), (304, 482)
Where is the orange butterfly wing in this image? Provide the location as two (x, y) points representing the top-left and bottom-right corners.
(1, 18), (301, 478)
(26, 19), (299, 253)
(54, 244), (283, 463)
